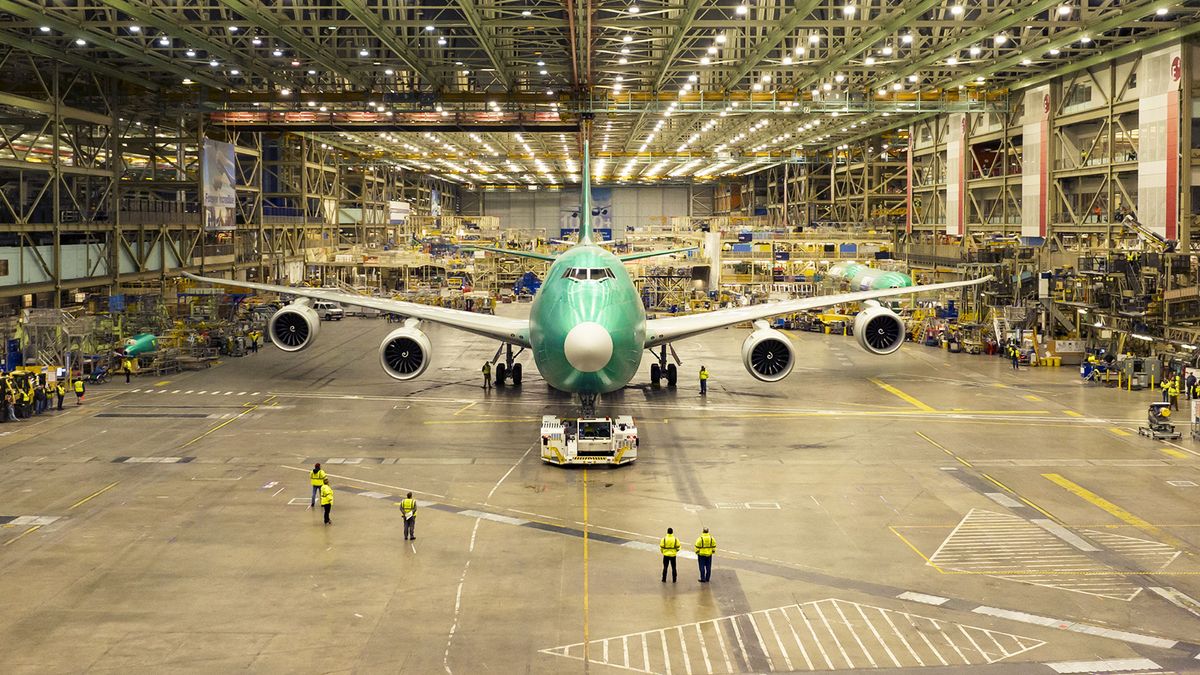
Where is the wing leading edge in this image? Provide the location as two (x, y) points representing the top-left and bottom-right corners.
(182, 273), (530, 346)
(644, 276), (994, 347)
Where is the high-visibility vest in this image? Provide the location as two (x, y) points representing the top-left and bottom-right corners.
(660, 535), (681, 557)
(699, 370), (708, 381)
(320, 484), (333, 505)
(56, 383), (64, 396)
(482, 363), (491, 375)
(695, 533), (717, 556)
(310, 469), (326, 486)
(401, 498), (417, 517)
(74, 381), (84, 394)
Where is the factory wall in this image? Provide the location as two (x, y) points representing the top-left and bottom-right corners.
(466, 187), (690, 237)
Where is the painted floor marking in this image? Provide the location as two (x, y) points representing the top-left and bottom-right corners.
(1042, 473), (1191, 550)
(1147, 587), (1200, 619)
(926, 509), (1179, 601)
(1045, 657), (1160, 673)
(0, 515), (61, 526)
(868, 378), (936, 412)
(971, 607), (1177, 649)
(541, 598), (1044, 673)
(895, 592), (948, 606)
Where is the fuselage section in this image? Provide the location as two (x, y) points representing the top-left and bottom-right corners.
(528, 244), (646, 394)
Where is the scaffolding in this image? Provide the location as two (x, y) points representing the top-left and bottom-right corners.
(21, 308), (97, 371)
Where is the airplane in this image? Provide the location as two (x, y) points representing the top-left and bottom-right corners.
(183, 141), (991, 419)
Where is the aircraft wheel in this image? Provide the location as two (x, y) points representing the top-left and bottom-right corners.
(512, 363), (522, 386)
(650, 363), (661, 384)
(495, 362), (508, 386)
(666, 363), (678, 387)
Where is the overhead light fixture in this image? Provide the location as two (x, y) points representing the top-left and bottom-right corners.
(75, 38), (86, 46)
(842, 4), (855, 16)
(881, 46), (893, 56)
(437, 37), (447, 45)
(716, 34), (727, 44)
(969, 45), (981, 56)
(186, 48), (196, 57)
(280, 88), (291, 95)
(699, 56), (709, 65)
(1049, 48), (1060, 55)
(129, 25), (141, 33)
(628, 4), (640, 13)
(39, 26), (50, 32)
(950, 4), (964, 15)
(1021, 57), (1033, 65)
(735, 3), (748, 14)
(251, 37), (262, 45)
(360, 48), (370, 56)
(619, 57), (629, 64)
(864, 56), (875, 65)
(425, 25), (435, 32)
(228, 25), (238, 32)
(1080, 34), (1091, 43)
(1057, 4), (1071, 15)
(272, 49), (282, 56)
(230, 69), (240, 75)
(159, 36), (170, 45)
(209, 59), (218, 66)
(809, 33), (820, 43)
(782, 56), (793, 65)
(623, 34), (632, 42)
(1156, 7), (1168, 15)
(946, 56), (958, 65)
(522, 9), (531, 15)
(994, 33), (1008, 44)
(901, 33), (913, 44)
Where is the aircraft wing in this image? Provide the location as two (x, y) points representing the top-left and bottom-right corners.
(182, 273), (531, 347)
(460, 245), (557, 261)
(644, 276), (993, 347)
(618, 247), (697, 262)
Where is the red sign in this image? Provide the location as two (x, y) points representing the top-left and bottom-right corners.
(1171, 56), (1182, 82)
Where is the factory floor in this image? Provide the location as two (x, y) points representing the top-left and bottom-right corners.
(3, 308), (1200, 674)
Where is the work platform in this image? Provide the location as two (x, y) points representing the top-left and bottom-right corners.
(2, 307), (1200, 672)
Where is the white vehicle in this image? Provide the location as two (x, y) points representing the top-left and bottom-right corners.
(540, 415), (638, 465)
(312, 301), (344, 321)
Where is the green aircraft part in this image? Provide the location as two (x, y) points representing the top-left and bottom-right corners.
(123, 333), (157, 357)
(528, 140), (645, 395)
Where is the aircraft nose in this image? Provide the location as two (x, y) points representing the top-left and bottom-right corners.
(563, 321), (613, 372)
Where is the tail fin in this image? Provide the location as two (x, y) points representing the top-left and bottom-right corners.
(579, 139), (593, 244)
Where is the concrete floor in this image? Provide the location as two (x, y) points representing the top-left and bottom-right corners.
(4, 307), (1200, 674)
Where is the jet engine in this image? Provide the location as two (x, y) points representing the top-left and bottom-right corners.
(854, 302), (905, 355)
(379, 322), (432, 381)
(268, 302), (320, 352)
(741, 322), (795, 382)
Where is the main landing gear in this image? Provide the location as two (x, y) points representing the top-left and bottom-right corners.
(648, 344), (678, 387)
(492, 343), (524, 386)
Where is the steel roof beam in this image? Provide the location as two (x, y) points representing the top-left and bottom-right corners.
(720, 0), (824, 91)
(792, 0), (943, 92)
(218, 0), (369, 89)
(334, 0), (441, 89)
(451, 0), (513, 90)
(0, 30), (159, 91)
(0, 0), (227, 89)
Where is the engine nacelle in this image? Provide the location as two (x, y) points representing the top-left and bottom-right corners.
(854, 302), (906, 355)
(741, 324), (795, 382)
(379, 324), (432, 381)
(269, 302), (320, 352)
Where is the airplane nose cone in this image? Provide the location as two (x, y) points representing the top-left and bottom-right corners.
(564, 321), (613, 373)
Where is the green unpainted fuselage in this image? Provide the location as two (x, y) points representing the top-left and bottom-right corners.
(528, 243), (647, 395)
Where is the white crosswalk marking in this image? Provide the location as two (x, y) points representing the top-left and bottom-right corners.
(237, 391), (246, 395)
(251, 391), (260, 395)
(171, 390), (180, 394)
(131, 388), (141, 392)
(928, 509), (1181, 601)
(541, 598), (1044, 673)
(185, 390), (194, 394)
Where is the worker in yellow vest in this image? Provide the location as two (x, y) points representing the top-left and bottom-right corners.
(1168, 378), (1181, 411)
(699, 365), (709, 396)
(122, 358), (133, 383)
(73, 378), (85, 405)
(54, 380), (65, 411)
(309, 463), (326, 508)
(319, 478), (334, 525)
(660, 527), (681, 583)
(482, 361), (492, 390)
(400, 492), (418, 540)
(695, 528), (717, 583)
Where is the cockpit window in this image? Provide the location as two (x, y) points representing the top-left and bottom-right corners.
(563, 268), (615, 281)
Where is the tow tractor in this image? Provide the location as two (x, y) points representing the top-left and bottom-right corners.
(540, 415), (638, 465)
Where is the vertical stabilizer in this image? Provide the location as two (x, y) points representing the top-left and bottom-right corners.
(578, 140), (593, 244)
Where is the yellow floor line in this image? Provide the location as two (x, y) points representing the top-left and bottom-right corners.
(3, 525), (41, 547)
(915, 431), (972, 468)
(1042, 473), (1190, 550)
(69, 481), (119, 510)
(869, 378), (935, 412)
(1108, 427), (1131, 437)
(1023, 394), (1044, 402)
(582, 468), (591, 667)
(1160, 448), (1190, 460)
(1062, 410), (1083, 417)
(888, 526), (945, 573)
